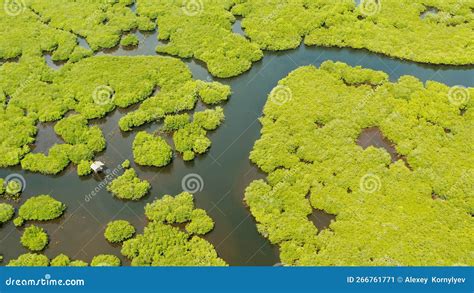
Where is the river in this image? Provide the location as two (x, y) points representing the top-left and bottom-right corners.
(1, 22), (473, 266)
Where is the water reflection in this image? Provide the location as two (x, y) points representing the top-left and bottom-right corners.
(95, 30), (162, 57)
(29, 122), (61, 154)
(44, 54), (65, 70)
(232, 18), (245, 36)
(77, 37), (91, 50)
(420, 7), (439, 19)
(130, 2), (137, 13)
(357, 127), (400, 163)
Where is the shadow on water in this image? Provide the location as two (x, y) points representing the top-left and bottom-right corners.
(2, 26), (474, 266)
(0, 56), (20, 67)
(309, 209), (336, 233)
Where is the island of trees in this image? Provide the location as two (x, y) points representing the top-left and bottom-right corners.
(2, 0), (471, 80)
(246, 61), (473, 265)
(0, 55), (230, 176)
(121, 192), (226, 266)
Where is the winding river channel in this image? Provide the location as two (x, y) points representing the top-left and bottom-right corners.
(1, 22), (473, 265)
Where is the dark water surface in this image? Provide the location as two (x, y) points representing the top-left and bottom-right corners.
(1, 25), (473, 266)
